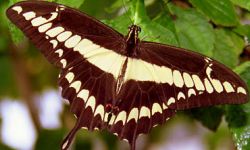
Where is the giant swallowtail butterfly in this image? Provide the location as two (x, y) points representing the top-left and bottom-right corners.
(6, 1), (249, 150)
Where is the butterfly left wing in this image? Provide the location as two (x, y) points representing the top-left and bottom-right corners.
(6, 1), (127, 149)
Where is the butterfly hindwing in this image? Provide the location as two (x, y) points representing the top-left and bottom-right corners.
(109, 80), (176, 144)
(59, 63), (115, 130)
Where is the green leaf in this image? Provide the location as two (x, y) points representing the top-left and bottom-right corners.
(9, 0), (22, 4)
(105, 0), (178, 46)
(56, 0), (85, 8)
(225, 105), (248, 128)
(79, 0), (119, 20)
(226, 63), (250, 150)
(8, 0), (25, 44)
(187, 107), (224, 131)
(35, 129), (67, 150)
(74, 130), (95, 150)
(233, 25), (250, 41)
(140, 22), (179, 46)
(75, 137), (92, 150)
(169, 4), (215, 56)
(231, 0), (250, 11)
(129, 0), (178, 46)
(153, 11), (178, 43)
(213, 29), (238, 68)
(99, 131), (118, 150)
(189, 0), (239, 26)
(105, 0), (130, 13)
(234, 61), (250, 75)
(102, 13), (132, 35)
(130, 0), (149, 24)
(8, 23), (24, 44)
(224, 29), (245, 56)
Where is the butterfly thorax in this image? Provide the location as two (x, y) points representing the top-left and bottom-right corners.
(114, 25), (141, 94)
(125, 25), (141, 57)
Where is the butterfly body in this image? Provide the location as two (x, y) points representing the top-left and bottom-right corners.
(6, 1), (249, 150)
(125, 25), (141, 57)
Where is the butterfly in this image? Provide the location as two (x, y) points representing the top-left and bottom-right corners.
(6, 1), (249, 150)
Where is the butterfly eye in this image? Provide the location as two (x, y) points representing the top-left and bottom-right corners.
(137, 26), (141, 32)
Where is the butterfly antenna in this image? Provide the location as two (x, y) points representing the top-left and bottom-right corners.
(141, 35), (148, 41)
(122, 0), (134, 25)
(141, 34), (161, 42)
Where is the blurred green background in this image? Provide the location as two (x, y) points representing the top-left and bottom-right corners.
(1, 0), (250, 150)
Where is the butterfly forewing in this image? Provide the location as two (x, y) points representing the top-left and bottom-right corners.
(7, 1), (249, 150)
(138, 42), (248, 109)
(6, 1), (124, 68)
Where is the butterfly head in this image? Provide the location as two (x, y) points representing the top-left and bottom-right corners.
(128, 25), (141, 37)
(125, 25), (141, 56)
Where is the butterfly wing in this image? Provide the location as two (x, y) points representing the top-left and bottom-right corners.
(137, 41), (248, 109)
(109, 80), (176, 147)
(7, 1), (249, 150)
(7, 1), (127, 149)
(6, 1), (124, 68)
(107, 41), (249, 147)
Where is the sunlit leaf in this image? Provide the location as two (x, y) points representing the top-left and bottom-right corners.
(56, 0), (85, 8)
(130, 0), (178, 46)
(231, 0), (250, 11)
(224, 30), (245, 56)
(189, 0), (239, 26)
(8, 0), (25, 44)
(102, 13), (132, 35)
(105, 0), (130, 13)
(153, 10), (179, 44)
(169, 4), (215, 56)
(233, 25), (250, 41)
(234, 61), (250, 75)
(213, 29), (238, 68)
